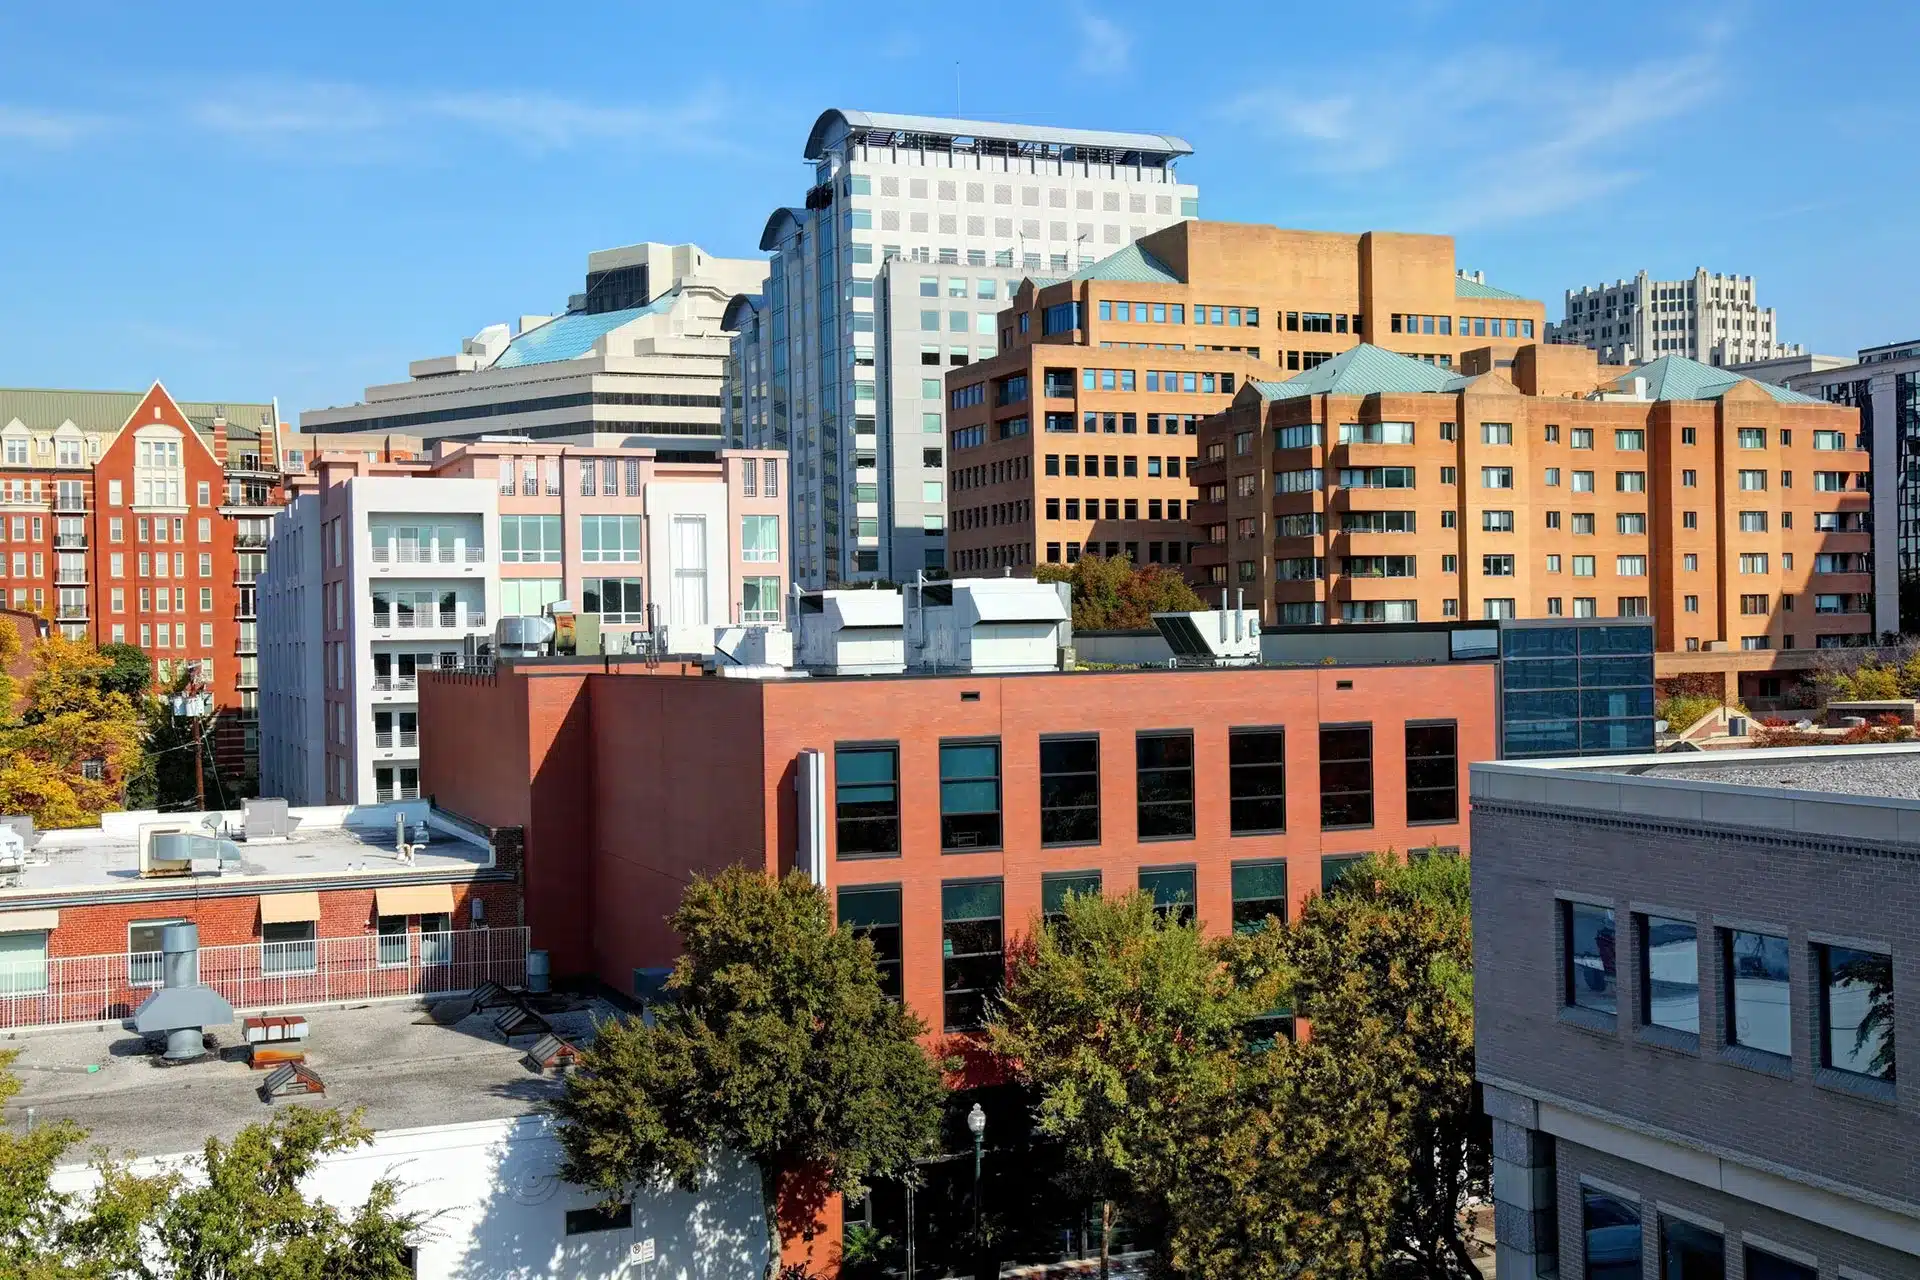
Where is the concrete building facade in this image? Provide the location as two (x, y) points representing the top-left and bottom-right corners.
(0, 382), (288, 787)
(1549, 269), (1804, 368)
(738, 109), (1199, 587)
(941, 220), (1546, 575)
(1472, 747), (1920, 1279)
(1186, 341), (1882, 677)
(301, 242), (764, 453)
(259, 441), (785, 806)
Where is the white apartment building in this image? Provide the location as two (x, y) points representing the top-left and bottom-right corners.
(1547, 268), (1804, 367)
(729, 109), (1198, 586)
(259, 441), (788, 806)
(302, 242), (766, 451)
(260, 472), (498, 806)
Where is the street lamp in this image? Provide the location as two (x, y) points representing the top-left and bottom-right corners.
(966, 1103), (987, 1232)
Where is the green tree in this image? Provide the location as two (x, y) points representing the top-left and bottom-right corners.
(94, 644), (155, 702)
(550, 868), (944, 1278)
(1286, 852), (1484, 1280)
(1036, 555), (1205, 632)
(991, 889), (1277, 1279)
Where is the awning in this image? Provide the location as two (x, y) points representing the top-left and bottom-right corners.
(259, 892), (321, 924)
(375, 884), (455, 916)
(0, 908), (58, 934)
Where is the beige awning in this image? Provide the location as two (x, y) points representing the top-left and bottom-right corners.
(259, 892), (321, 924)
(375, 884), (455, 916)
(0, 908), (59, 934)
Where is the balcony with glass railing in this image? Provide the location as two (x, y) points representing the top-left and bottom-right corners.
(53, 533), (87, 549)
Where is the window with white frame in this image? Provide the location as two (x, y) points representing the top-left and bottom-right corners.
(742, 576), (782, 623)
(500, 515), (562, 563)
(672, 515), (709, 625)
(742, 515), (780, 562)
(135, 432), (185, 506)
(579, 515), (641, 563)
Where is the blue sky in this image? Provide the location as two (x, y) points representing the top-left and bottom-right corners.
(1, 1), (1914, 419)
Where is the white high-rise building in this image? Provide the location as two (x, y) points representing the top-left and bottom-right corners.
(728, 109), (1198, 586)
(1547, 268), (1803, 368)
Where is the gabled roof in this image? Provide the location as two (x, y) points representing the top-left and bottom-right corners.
(1622, 355), (1825, 404)
(1068, 242), (1182, 285)
(0, 387), (274, 436)
(804, 109), (1192, 161)
(1248, 344), (1469, 402)
(1454, 277), (1529, 301)
(491, 293), (678, 370)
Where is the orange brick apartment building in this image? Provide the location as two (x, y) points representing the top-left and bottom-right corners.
(0, 383), (288, 784)
(1187, 342), (1879, 661)
(942, 219), (1546, 573)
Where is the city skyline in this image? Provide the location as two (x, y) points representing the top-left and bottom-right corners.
(2, 1), (1915, 417)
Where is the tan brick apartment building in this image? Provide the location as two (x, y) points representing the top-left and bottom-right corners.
(1188, 341), (1874, 660)
(942, 219), (1546, 573)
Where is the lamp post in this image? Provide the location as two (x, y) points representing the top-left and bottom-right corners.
(966, 1103), (987, 1233)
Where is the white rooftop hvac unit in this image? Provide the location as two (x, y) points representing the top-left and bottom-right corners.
(908, 578), (1070, 674)
(1153, 608), (1262, 667)
(793, 589), (907, 675)
(710, 624), (797, 676)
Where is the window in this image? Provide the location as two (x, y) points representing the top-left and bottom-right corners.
(836, 746), (899, 857)
(499, 515), (561, 563)
(1740, 553), (1770, 575)
(1570, 428), (1593, 450)
(741, 514), (780, 562)
(1041, 872), (1102, 926)
(1039, 737), (1100, 846)
(1614, 429), (1644, 451)
(565, 1203), (633, 1235)
(1228, 729), (1286, 834)
(1321, 854), (1366, 893)
(1812, 429), (1847, 450)
(377, 915), (410, 968)
(1743, 1247), (1814, 1280)
(1615, 471), (1645, 492)
(1818, 943), (1893, 1081)
(1563, 901), (1617, 1016)
(1480, 422), (1512, 445)
(1660, 1217), (1723, 1280)
(1337, 421), (1414, 445)
(941, 880), (1003, 1031)
(135, 434), (184, 506)
(1581, 1189), (1640, 1279)
(1483, 555), (1514, 577)
(1616, 556), (1646, 576)
(582, 577), (644, 624)
(1684, 553), (1699, 572)
(839, 886), (903, 999)
(261, 920), (317, 975)
(1404, 723), (1457, 823)
(1483, 510), (1514, 532)
(1220, 862), (1288, 939)
(1480, 466), (1513, 489)
(579, 515), (642, 562)
(1813, 470), (1847, 491)
(940, 741), (1002, 850)
(1139, 867), (1196, 926)
(1638, 916), (1698, 1035)
(1617, 513), (1646, 535)
(1724, 929), (1790, 1057)
(1318, 725), (1372, 829)
(1738, 427), (1766, 449)
(1136, 732), (1195, 839)
(1738, 469), (1767, 490)
(127, 918), (187, 987)
(1571, 470), (1594, 492)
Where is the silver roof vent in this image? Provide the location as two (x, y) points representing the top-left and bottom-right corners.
(131, 923), (236, 1061)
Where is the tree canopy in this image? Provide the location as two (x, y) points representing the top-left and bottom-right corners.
(549, 867), (945, 1277)
(1036, 555), (1205, 632)
(0, 634), (147, 828)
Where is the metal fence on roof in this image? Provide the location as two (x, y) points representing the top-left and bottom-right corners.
(0, 926), (528, 1032)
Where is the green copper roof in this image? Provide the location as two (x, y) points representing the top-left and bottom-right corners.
(1622, 356), (1825, 404)
(0, 387), (275, 438)
(1068, 242), (1181, 285)
(1454, 277), (1528, 301)
(1252, 344), (1468, 401)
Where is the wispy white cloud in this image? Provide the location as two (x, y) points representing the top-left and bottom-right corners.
(1074, 9), (1133, 77)
(184, 79), (734, 159)
(1219, 34), (1727, 228)
(0, 105), (108, 148)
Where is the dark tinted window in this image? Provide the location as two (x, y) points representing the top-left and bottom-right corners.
(1639, 915), (1698, 1035)
(1659, 1217), (1723, 1280)
(1139, 867), (1196, 925)
(1743, 1248), (1814, 1280)
(1404, 722), (1458, 823)
(1321, 854), (1366, 893)
(1136, 732), (1195, 839)
(940, 741), (1002, 851)
(1228, 729), (1286, 834)
(941, 880), (1003, 1031)
(1039, 737), (1100, 846)
(1318, 725), (1373, 828)
(835, 746), (899, 857)
(1231, 861), (1286, 933)
(1724, 929), (1790, 1056)
(1041, 871), (1101, 925)
(839, 885), (902, 1000)
(1581, 1189), (1641, 1279)
(566, 1203), (633, 1235)
(1819, 943), (1894, 1080)
(1564, 901), (1618, 1017)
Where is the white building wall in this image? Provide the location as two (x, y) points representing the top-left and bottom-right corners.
(258, 493), (326, 804)
(52, 1115), (770, 1280)
(1548, 268), (1804, 367)
(643, 478), (729, 654)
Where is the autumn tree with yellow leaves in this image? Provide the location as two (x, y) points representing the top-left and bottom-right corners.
(0, 631), (148, 828)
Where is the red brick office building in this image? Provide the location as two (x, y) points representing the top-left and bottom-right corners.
(0, 382), (287, 785)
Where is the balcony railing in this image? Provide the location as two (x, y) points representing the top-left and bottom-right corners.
(398, 729), (418, 748)
(371, 610), (485, 631)
(234, 534), (269, 550)
(55, 606), (88, 620)
(373, 785), (423, 803)
(53, 496), (86, 513)
(55, 570), (87, 585)
(370, 545), (485, 565)
(0, 927), (528, 1032)
(53, 534), (87, 548)
(370, 675), (419, 693)
(374, 731), (394, 748)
